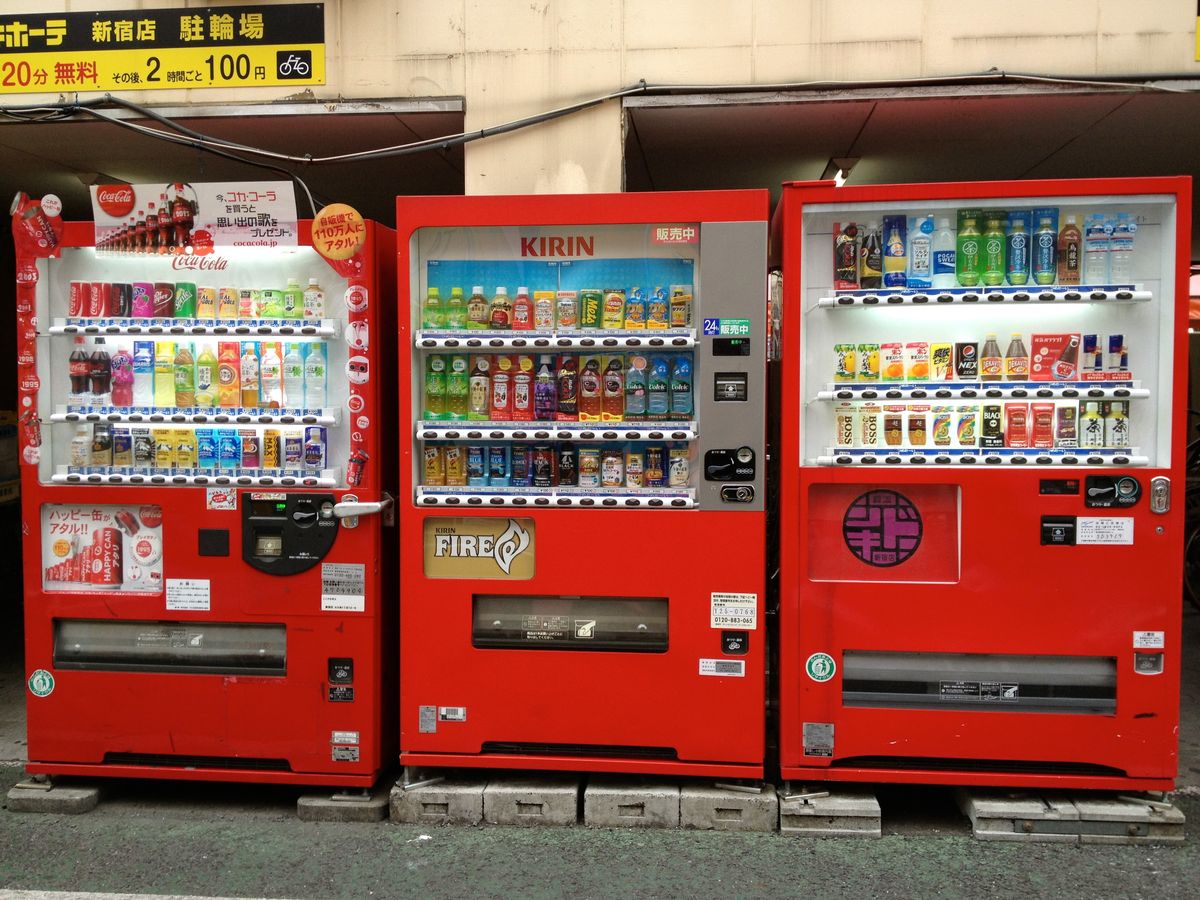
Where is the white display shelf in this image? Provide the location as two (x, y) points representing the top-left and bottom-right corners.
(814, 449), (1146, 467)
(816, 286), (1150, 308)
(48, 317), (339, 337)
(52, 467), (341, 487)
(414, 328), (696, 350)
(416, 486), (696, 508)
(50, 405), (340, 426)
(815, 382), (1147, 402)
(415, 420), (697, 442)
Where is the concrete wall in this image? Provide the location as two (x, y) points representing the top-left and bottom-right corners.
(12, 1), (1200, 193)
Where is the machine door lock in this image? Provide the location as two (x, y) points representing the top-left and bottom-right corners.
(333, 492), (395, 528)
(1149, 477), (1170, 514)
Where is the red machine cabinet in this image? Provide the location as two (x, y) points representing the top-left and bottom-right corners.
(397, 191), (769, 778)
(773, 176), (1190, 790)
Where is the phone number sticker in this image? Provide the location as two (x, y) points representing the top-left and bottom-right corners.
(711, 591), (757, 629)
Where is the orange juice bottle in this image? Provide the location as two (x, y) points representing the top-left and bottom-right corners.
(217, 341), (240, 408)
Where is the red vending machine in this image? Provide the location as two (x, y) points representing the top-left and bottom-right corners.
(14, 190), (396, 785)
(774, 176), (1190, 790)
(397, 191), (768, 778)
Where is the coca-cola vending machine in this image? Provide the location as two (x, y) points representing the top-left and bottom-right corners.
(397, 191), (769, 777)
(773, 176), (1190, 790)
(13, 183), (396, 785)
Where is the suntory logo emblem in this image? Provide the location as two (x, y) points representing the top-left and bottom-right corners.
(433, 518), (531, 575)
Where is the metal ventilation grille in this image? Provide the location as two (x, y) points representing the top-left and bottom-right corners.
(842, 651), (1116, 714)
(104, 753), (291, 771)
(481, 742), (677, 760)
(832, 756), (1125, 777)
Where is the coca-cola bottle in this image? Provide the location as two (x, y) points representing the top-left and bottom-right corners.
(144, 202), (158, 254)
(68, 337), (90, 403)
(171, 183), (193, 251)
(89, 338), (112, 405)
(134, 210), (146, 253)
(157, 192), (171, 253)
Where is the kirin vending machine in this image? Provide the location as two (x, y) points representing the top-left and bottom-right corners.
(774, 176), (1190, 790)
(397, 191), (768, 777)
(14, 188), (396, 785)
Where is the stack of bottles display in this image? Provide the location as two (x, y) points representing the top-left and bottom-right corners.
(834, 207), (1137, 291)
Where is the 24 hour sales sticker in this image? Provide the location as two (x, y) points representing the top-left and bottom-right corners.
(711, 592), (757, 629)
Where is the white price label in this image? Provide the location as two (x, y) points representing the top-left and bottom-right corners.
(710, 592), (758, 629)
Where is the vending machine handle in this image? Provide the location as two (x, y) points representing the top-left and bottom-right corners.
(333, 493), (394, 522)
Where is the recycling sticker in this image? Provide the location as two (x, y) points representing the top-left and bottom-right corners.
(805, 652), (837, 683)
(27, 668), (55, 697)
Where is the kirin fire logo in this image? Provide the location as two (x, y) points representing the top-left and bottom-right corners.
(842, 489), (922, 567)
(433, 519), (530, 575)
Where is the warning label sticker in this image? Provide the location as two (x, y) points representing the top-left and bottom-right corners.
(803, 722), (834, 757)
(710, 592), (757, 629)
(321, 563), (366, 612)
(699, 658), (745, 677)
(166, 578), (210, 611)
(1134, 631), (1165, 649)
(1077, 517), (1134, 545)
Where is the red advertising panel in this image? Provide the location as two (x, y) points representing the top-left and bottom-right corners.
(774, 177), (1190, 790)
(15, 191), (396, 786)
(397, 191), (769, 777)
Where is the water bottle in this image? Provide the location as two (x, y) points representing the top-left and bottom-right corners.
(283, 343), (305, 408)
(304, 342), (327, 408)
(930, 218), (956, 289)
(1083, 214), (1110, 284)
(1108, 213), (1136, 283)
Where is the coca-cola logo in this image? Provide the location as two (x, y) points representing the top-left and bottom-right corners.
(96, 184), (135, 218)
(171, 254), (228, 271)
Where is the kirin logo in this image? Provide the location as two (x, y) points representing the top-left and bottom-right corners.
(433, 519), (530, 574)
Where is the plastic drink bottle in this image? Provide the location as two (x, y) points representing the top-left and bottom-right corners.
(956, 218), (981, 286)
(646, 356), (670, 416)
(931, 218), (956, 289)
(110, 346), (134, 407)
(282, 343), (304, 407)
(1005, 218), (1029, 285)
(1057, 216), (1082, 285)
(89, 339), (112, 405)
(980, 334), (1003, 381)
(422, 286), (443, 329)
(1033, 217), (1057, 285)
(217, 342), (240, 407)
(444, 286), (466, 329)
(466, 286), (488, 329)
(981, 218), (1005, 286)
(858, 222), (883, 289)
(240, 343), (260, 408)
(304, 343), (327, 408)
(69, 337), (90, 403)
(882, 221), (907, 288)
(282, 278), (304, 319)
(533, 356), (557, 420)
(173, 343), (196, 407)
(489, 287), (512, 329)
(625, 355), (647, 417)
(1004, 333), (1029, 379)
(445, 354), (469, 419)
(302, 278), (325, 318)
(424, 355), (447, 419)
(907, 216), (933, 288)
(1083, 215), (1110, 284)
(194, 344), (218, 407)
(132, 341), (154, 406)
(259, 342), (284, 408)
(511, 287), (533, 330)
(154, 341), (176, 407)
(1109, 213), (1135, 283)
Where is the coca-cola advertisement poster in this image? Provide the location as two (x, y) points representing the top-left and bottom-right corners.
(90, 181), (298, 253)
(42, 504), (163, 593)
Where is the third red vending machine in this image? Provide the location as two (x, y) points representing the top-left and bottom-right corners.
(398, 191), (768, 777)
(15, 185), (395, 785)
(774, 176), (1190, 790)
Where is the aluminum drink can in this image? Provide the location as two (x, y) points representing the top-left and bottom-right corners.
(261, 429), (281, 469)
(423, 444), (446, 486)
(556, 445), (577, 486)
(600, 447), (624, 487)
(283, 431), (304, 469)
(466, 445), (487, 485)
(111, 283), (132, 317)
(87, 282), (106, 317)
(531, 445), (555, 487)
(668, 447), (690, 486)
(68, 281), (87, 317)
(152, 282), (175, 317)
(625, 449), (644, 487)
(173, 281), (197, 317)
(488, 444), (510, 485)
(90, 527), (122, 586)
(644, 446), (665, 486)
(510, 444), (532, 486)
(577, 447), (601, 487)
(131, 282), (154, 317)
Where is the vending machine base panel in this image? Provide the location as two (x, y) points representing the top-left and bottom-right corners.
(401, 752), (763, 781)
(780, 764), (1173, 793)
(24, 761), (381, 788)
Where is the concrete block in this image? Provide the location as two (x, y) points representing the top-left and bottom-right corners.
(297, 786), (389, 823)
(957, 790), (1184, 843)
(779, 789), (881, 837)
(680, 784), (778, 832)
(484, 777), (580, 827)
(583, 780), (680, 829)
(390, 778), (487, 826)
(7, 780), (99, 814)
(1075, 796), (1186, 845)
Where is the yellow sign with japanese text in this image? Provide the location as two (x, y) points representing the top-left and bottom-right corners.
(0, 5), (324, 93)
